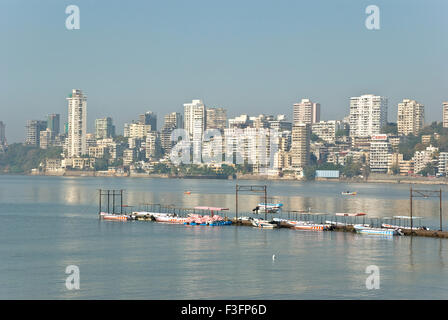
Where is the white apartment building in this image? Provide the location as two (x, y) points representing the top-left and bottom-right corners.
(311, 120), (344, 144)
(369, 135), (392, 173)
(228, 114), (251, 128)
(124, 123), (152, 139)
(412, 145), (439, 174)
(290, 123), (310, 169)
(293, 99), (320, 125)
(443, 102), (448, 128)
(438, 152), (448, 176)
(67, 89), (87, 157)
(397, 99), (424, 136)
(145, 131), (161, 160)
(349, 94), (388, 138)
(184, 99), (206, 162)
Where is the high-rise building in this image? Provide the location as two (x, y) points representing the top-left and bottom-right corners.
(139, 111), (157, 131)
(184, 100), (206, 137)
(39, 128), (52, 149)
(67, 89), (87, 157)
(95, 117), (115, 139)
(206, 107), (227, 131)
(290, 123), (310, 169)
(311, 120), (345, 144)
(161, 112), (183, 153)
(145, 131), (162, 160)
(184, 99), (206, 161)
(47, 114), (60, 136)
(25, 120), (47, 146)
(369, 134), (392, 173)
(349, 94), (388, 138)
(443, 102), (448, 128)
(0, 121), (6, 146)
(293, 99), (320, 125)
(397, 99), (424, 136)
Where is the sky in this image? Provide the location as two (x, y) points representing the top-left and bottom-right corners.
(1, 0), (447, 143)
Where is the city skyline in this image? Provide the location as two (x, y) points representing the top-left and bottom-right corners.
(1, 0), (447, 142)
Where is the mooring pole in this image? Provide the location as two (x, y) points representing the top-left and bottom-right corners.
(410, 186), (413, 233)
(107, 190), (110, 214)
(121, 189), (123, 215)
(235, 184), (238, 221)
(264, 185), (267, 220)
(112, 190), (115, 214)
(440, 188), (443, 231)
(99, 189), (102, 215)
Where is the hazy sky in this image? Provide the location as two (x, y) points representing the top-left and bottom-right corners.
(1, 0), (447, 143)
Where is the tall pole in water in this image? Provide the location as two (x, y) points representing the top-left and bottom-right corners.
(440, 188), (443, 231)
(121, 189), (123, 215)
(235, 184), (238, 221)
(264, 186), (267, 221)
(410, 186), (413, 233)
(107, 190), (110, 214)
(98, 189), (101, 215)
(112, 190), (115, 214)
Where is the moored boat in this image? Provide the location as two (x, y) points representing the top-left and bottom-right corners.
(251, 218), (278, 229)
(354, 224), (402, 236)
(100, 212), (131, 221)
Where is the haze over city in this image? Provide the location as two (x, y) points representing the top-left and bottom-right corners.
(1, 0), (447, 143)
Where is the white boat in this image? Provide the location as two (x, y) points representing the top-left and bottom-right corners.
(254, 203), (283, 213)
(283, 219), (332, 231)
(100, 212), (131, 221)
(341, 191), (357, 196)
(354, 224), (402, 236)
(381, 223), (429, 231)
(154, 213), (189, 224)
(251, 218), (278, 229)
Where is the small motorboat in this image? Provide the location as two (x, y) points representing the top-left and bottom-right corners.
(354, 224), (402, 236)
(100, 212), (131, 221)
(184, 191), (191, 195)
(341, 191), (357, 196)
(251, 218), (278, 229)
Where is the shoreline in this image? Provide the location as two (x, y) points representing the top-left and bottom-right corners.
(2, 171), (448, 185)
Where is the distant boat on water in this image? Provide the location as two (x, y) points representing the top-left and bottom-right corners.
(341, 191), (357, 196)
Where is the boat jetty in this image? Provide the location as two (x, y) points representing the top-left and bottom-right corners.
(97, 186), (448, 239)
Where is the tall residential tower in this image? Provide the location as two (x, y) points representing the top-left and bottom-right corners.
(66, 89), (87, 157)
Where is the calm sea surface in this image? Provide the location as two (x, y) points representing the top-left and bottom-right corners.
(0, 175), (447, 299)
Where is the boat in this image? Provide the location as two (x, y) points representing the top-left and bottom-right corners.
(381, 216), (429, 231)
(381, 223), (429, 231)
(154, 213), (190, 224)
(184, 191), (191, 195)
(283, 219), (332, 231)
(100, 212), (131, 221)
(341, 191), (357, 196)
(251, 218), (278, 229)
(254, 203), (283, 213)
(354, 224), (402, 236)
(183, 207), (232, 226)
